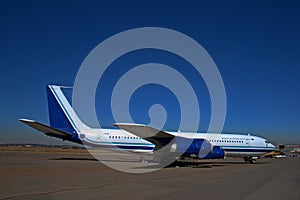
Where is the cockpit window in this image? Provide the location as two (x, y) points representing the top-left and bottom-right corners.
(265, 140), (270, 144)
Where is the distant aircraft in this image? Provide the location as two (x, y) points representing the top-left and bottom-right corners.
(20, 85), (276, 164)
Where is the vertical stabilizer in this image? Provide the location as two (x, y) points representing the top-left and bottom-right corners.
(47, 85), (90, 134)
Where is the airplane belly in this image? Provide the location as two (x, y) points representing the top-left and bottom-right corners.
(222, 147), (273, 157)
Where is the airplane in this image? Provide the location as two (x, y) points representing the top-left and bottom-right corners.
(20, 85), (276, 164)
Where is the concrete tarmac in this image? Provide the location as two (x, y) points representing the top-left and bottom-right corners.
(0, 149), (299, 200)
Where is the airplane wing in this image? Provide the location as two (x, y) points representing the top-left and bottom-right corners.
(19, 119), (72, 138)
(113, 123), (174, 150)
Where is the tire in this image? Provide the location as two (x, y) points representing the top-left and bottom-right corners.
(250, 159), (257, 164)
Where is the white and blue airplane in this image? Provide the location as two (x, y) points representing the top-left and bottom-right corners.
(20, 85), (276, 164)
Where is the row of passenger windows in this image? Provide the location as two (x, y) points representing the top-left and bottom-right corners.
(107, 136), (245, 143)
(208, 139), (244, 143)
(109, 135), (141, 140)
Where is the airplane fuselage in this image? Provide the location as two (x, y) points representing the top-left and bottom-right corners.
(80, 128), (275, 157)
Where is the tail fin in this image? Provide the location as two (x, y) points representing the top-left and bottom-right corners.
(47, 85), (89, 134)
(19, 85), (90, 144)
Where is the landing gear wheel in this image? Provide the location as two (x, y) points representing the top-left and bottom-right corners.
(249, 159), (257, 164)
(243, 157), (257, 164)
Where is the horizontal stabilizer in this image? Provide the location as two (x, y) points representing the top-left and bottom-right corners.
(19, 119), (72, 138)
(113, 123), (174, 150)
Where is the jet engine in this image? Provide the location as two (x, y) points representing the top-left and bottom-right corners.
(169, 137), (225, 159)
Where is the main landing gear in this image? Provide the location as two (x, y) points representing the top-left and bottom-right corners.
(243, 157), (257, 164)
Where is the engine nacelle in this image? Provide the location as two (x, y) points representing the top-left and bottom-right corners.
(169, 137), (225, 159)
(201, 146), (225, 159)
(170, 137), (212, 157)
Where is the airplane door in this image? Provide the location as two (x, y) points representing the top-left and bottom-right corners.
(246, 133), (250, 146)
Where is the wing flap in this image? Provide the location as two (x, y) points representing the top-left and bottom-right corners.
(19, 119), (72, 138)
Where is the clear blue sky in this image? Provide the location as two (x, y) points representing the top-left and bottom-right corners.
(0, 0), (299, 145)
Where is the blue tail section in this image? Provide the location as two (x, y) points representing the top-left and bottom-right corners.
(19, 85), (83, 144)
(47, 85), (77, 135)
